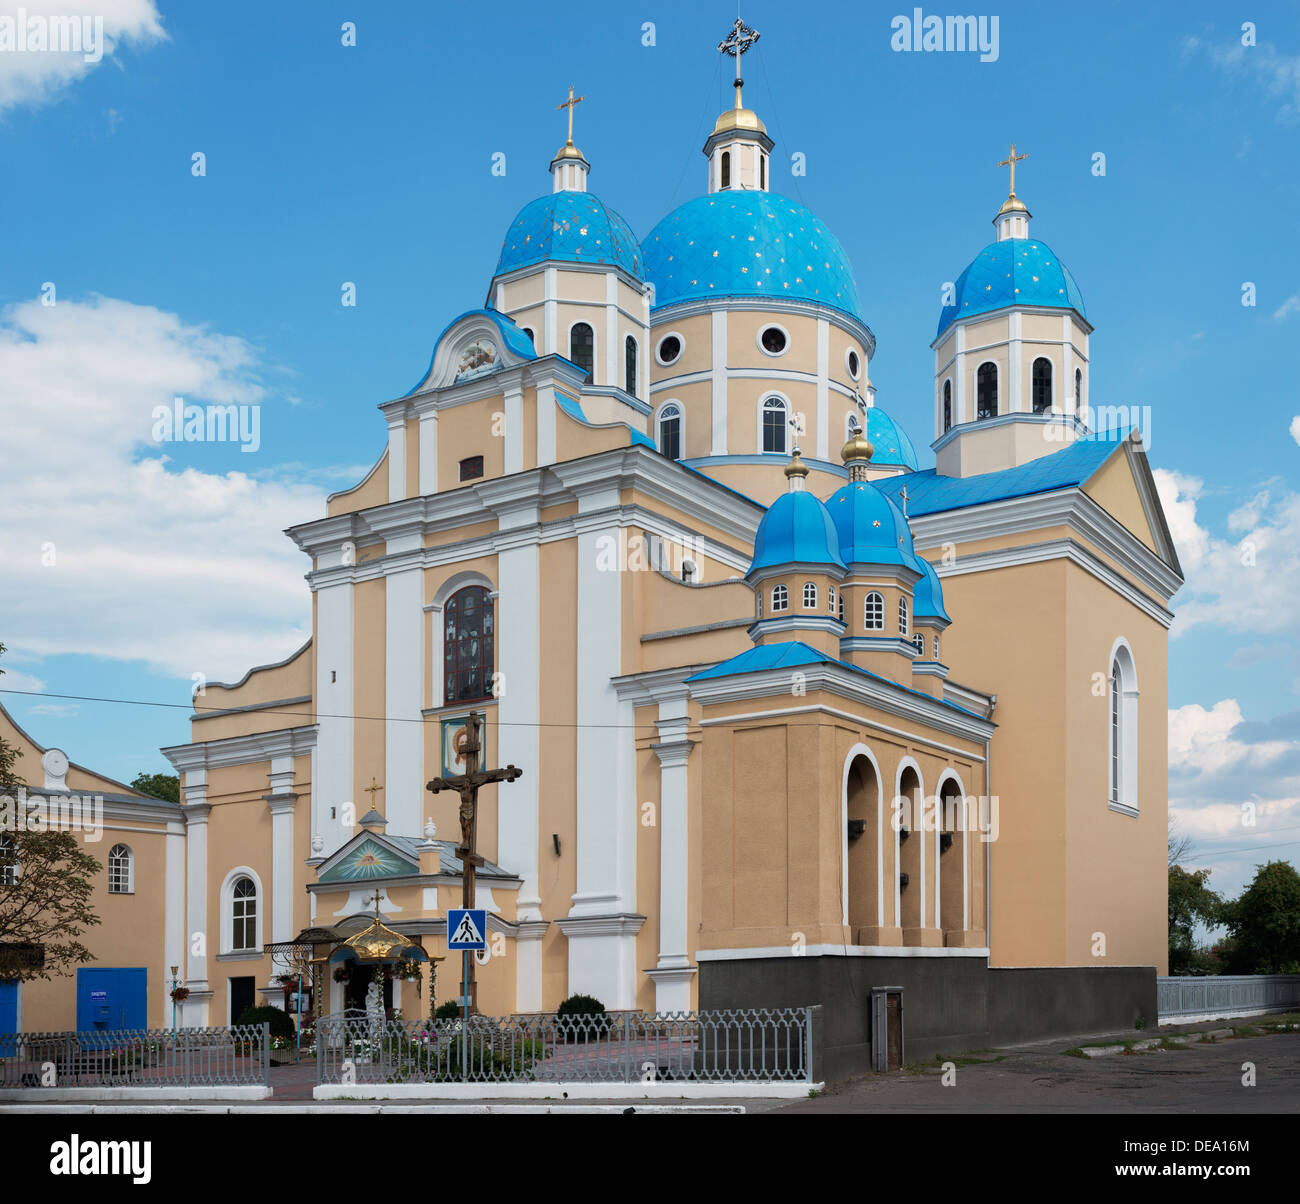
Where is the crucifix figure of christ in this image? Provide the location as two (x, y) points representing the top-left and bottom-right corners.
(997, 142), (1028, 198)
(426, 710), (522, 1011)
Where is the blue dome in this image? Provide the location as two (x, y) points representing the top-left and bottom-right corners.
(495, 191), (643, 279)
(826, 480), (926, 573)
(749, 490), (846, 576)
(644, 192), (865, 323)
(936, 238), (1085, 339)
(912, 557), (951, 623)
(864, 407), (919, 471)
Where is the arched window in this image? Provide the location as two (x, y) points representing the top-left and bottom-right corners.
(864, 592), (884, 630)
(828, 586), (836, 613)
(108, 844), (133, 894)
(943, 379), (952, 431)
(933, 636), (941, 661)
(0, 834), (16, 886)
(624, 335), (637, 395)
(1032, 357), (1052, 413)
(569, 323), (594, 378)
(803, 581), (818, 608)
(760, 153), (767, 191)
(838, 592), (845, 624)
(976, 362), (998, 419)
(1075, 367), (1083, 410)
(771, 584), (788, 612)
(520, 327), (535, 347)
(232, 876), (257, 952)
(1109, 643), (1139, 812)
(443, 585), (495, 704)
(912, 633), (925, 656)
(721, 150), (731, 189)
(762, 396), (788, 453)
(657, 403), (682, 461)
(898, 597), (909, 636)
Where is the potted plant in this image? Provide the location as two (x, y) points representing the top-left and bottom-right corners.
(170, 986), (190, 1004)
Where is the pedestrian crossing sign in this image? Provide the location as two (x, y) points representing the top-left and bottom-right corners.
(447, 908), (487, 950)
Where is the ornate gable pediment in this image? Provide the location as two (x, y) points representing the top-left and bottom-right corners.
(316, 834), (418, 883)
(412, 309), (537, 394)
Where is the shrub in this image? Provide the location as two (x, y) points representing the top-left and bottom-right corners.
(235, 1004), (296, 1042)
(434, 1000), (463, 1020)
(555, 993), (609, 1042)
(556, 993), (606, 1019)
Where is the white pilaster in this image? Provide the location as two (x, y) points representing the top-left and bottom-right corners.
(387, 419), (406, 503)
(604, 274), (618, 389)
(537, 383), (557, 466)
(266, 779), (296, 951)
(1008, 311), (1023, 413)
(955, 324), (968, 424)
(182, 793), (211, 1026)
(815, 318), (830, 460)
(163, 818), (186, 1025)
(1062, 314), (1075, 417)
(418, 411), (438, 495)
(385, 533), (425, 836)
(710, 309), (728, 455)
(543, 268), (558, 356)
(316, 572), (354, 856)
(503, 383), (523, 475)
(648, 691), (696, 1013)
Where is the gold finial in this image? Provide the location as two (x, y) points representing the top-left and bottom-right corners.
(557, 85), (586, 147)
(997, 142), (1029, 199)
(784, 443), (810, 484)
(841, 420), (874, 483)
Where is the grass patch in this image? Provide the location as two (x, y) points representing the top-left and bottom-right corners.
(1061, 1047), (1087, 1059)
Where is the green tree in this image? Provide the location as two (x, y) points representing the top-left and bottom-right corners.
(1168, 864), (1224, 975)
(1219, 861), (1300, 974)
(130, 771), (179, 804)
(0, 642), (104, 982)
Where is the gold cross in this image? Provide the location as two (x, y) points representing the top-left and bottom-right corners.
(997, 143), (1029, 196)
(557, 85), (586, 146)
(363, 776), (383, 806)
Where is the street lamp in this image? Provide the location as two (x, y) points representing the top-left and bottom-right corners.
(169, 965), (180, 1030)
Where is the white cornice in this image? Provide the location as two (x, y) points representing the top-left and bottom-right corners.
(161, 725), (318, 773)
(689, 662), (995, 744)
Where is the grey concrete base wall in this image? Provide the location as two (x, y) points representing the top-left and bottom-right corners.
(700, 957), (1158, 1080)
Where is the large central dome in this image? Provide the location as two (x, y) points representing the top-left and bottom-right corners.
(643, 192), (864, 323)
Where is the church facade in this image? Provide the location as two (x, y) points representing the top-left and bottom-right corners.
(4, 55), (1182, 1059)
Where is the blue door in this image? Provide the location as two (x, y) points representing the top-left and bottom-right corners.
(76, 968), (147, 1032)
(0, 980), (17, 1037)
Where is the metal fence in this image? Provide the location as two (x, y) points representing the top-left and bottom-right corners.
(316, 1008), (813, 1085)
(1157, 975), (1300, 1022)
(0, 1024), (271, 1088)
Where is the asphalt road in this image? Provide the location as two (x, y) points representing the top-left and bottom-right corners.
(774, 1031), (1300, 1113)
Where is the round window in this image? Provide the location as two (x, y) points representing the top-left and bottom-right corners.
(657, 335), (682, 365)
(760, 326), (787, 355)
(847, 349), (860, 379)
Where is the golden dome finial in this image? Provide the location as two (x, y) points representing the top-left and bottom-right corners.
(557, 85), (586, 148)
(784, 443), (810, 487)
(841, 421), (874, 483)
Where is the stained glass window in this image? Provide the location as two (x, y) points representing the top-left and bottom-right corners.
(444, 586), (495, 705)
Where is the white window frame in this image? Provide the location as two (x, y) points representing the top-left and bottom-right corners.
(912, 633), (925, 656)
(655, 331), (685, 367)
(756, 323), (791, 358)
(898, 597), (909, 636)
(864, 591), (884, 631)
(759, 393), (791, 454)
(1108, 638), (1140, 815)
(771, 584), (789, 612)
(567, 319), (596, 378)
(220, 866), (264, 955)
(108, 843), (134, 894)
(845, 347), (861, 380)
(802, 581), (818, 609)
(656, 400), (684, 461)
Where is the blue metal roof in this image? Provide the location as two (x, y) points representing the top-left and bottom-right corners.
(826, 479), (927, 572)
(864, 406), (919, 471)
(644, 192), (865, 323)
(749, 489), (846, 575)
(875, 432), (1129, 517)
(406, 308), (537, 396)
(556, 391), (657, 449)
(936, 237), (1085, 339)
(685, 640), (986, 719)
(495, 190), (643, 279)
(912, 557), (950, 623)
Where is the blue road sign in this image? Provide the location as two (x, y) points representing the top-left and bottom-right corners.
(447, 908), (487, 951)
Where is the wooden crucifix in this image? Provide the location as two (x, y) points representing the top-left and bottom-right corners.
(426, 710), (522, 1011)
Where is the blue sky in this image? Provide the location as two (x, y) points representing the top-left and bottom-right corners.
(0, 1), (1297, 902)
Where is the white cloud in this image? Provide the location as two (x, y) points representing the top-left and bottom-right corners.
(1184, 33), (1300, 123)
(1291, 415), (1300, 448)
(0, 1), (166, 113)
(1274, 293), (1300, 321)
(0, 667), (49, 697)
(0, 295), (325, 681)
(1168, 699), (1291, 775)
(1154, 467), (1300, 638)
